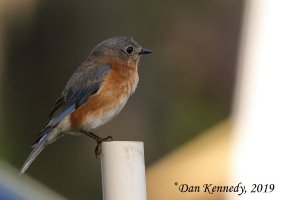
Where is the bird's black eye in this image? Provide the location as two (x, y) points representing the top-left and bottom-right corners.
(125, 46), (134, 55)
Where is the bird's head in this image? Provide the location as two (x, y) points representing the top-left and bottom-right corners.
(89, 36), (152, 65)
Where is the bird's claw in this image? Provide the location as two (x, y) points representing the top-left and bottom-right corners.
(94, 136), (113, 158)
(80, 129), (113, 158)
(95, 144), (101, 158)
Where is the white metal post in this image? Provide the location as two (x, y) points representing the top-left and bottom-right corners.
(101, 141), (147, 200)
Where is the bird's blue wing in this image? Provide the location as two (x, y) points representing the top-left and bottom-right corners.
(33, 64), (111, 145)
(49, 64), (111, 124)
(22, 64), (111, 173)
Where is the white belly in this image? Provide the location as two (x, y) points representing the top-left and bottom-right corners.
(82, 98), (128, 132)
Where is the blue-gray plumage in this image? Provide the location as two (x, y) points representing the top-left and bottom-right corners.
(33, 64), (111, 145)
(22, 64), (112, 174)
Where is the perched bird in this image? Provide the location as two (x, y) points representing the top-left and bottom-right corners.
(20, 36), (151, 174)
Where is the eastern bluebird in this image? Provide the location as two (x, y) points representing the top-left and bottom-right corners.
(20, 36), (151, 173)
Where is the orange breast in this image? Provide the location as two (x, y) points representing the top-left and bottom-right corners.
(70, 60), (139, 129)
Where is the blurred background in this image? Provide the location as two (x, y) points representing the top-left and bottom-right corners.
(0, 0), (244, 199)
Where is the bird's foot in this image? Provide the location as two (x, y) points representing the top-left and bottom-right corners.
(94, 136), (113, 158)
(80, 129), (113, 158)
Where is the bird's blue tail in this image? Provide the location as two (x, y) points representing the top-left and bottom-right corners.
(20, 132), (50, 174)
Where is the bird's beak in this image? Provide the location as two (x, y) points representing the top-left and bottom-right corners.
(139, 48), (152, 55)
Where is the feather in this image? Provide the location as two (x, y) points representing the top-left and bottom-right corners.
(21, 63), (112, 173)
(20, 132), (50, 174)
(32, 64), (111, 147)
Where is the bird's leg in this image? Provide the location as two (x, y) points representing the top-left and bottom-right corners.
(80, 129), (113, 158)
